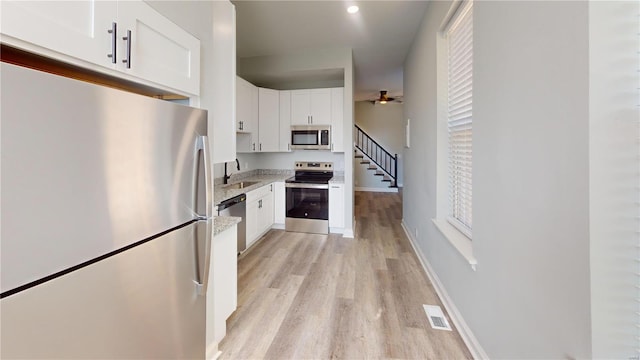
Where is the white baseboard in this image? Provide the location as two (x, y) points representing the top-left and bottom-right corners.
(206, 342), (220, 360)
(342, 227), (354, 238)
(271, 223), (285, 230)
(400, 220), (489, 360)
(355, 186), (398, 193)
(330, 227), (344, 234)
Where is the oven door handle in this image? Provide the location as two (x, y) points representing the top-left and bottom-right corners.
(285, 183), (329, 190)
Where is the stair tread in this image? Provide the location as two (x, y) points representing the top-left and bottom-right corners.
(360, 161), (370, 164)
(368, 167), (378, 170)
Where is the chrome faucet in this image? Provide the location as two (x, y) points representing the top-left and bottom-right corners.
(223, 159), (240, 184)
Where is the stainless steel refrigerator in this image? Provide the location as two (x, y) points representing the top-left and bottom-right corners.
(1, 63), (211, 359)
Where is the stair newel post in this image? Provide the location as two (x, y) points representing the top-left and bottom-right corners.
(394, 154), (398, 183)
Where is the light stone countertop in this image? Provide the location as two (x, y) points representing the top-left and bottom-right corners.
(213, 216), (241, 236)
(214, 173), (292, 205)
(329, 176), (344, 184)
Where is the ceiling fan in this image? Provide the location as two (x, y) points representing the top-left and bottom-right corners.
(370, 90), (401, 105)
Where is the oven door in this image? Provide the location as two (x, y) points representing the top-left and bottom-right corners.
(285, 183), (329, 234)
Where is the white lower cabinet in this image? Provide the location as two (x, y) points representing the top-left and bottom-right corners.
(245, 198), (260, 248)
(246, 183), (275, 247)
(273, 181), (286, 225)
(259, 190), (274, 231)
(209, 224), (237, 345)
(329, 183), (345, 231)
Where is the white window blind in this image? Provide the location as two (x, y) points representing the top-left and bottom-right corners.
(446, 1), (473, 237)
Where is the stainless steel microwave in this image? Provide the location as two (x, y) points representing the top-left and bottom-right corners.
(290, 125), (331, 150)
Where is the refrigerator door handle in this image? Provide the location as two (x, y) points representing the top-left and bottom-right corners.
(194, 135), (212, 220)
(193, 136), (212, 296)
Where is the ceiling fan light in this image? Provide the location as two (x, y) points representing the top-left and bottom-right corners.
(347, 5), (359, 14)
(379, 100), (387, 104)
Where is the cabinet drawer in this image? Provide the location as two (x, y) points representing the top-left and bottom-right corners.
(246, 183), (272, 203)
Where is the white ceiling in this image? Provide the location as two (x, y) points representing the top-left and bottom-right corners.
(232, 0), (429, 101)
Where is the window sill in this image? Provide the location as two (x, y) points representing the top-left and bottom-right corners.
(432, 219), (478, 271)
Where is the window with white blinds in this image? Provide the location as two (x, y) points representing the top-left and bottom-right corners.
(446, 1), (473, 237)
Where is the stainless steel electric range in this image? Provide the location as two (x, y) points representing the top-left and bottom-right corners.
(285, 161), (333, 234)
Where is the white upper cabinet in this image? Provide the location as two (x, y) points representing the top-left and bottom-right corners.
(331, 87), (344, 152)
(290, 89), (331, 125)
(279, 91), (292, 152)
(117, 1), (200, 95)
(309, 89), (332, 125)
(236, 76), (255, 133)
(236, 76), (258, 153)
(210, 0), (236, 164)
(258, 87), (280, 152)
(1, 1), (117, 68)
(1, 0), (200, 96)
(290, 90), (310, 125)
(238, 85), (343, 153)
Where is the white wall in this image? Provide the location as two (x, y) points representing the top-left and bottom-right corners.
(354, 101), (404, 188)
(403, 1), (592, 358)
(588, 1), (640, 357)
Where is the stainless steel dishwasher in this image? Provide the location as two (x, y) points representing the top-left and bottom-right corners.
(217, 193), (247, 254)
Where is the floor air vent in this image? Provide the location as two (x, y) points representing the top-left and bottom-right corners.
(423, 304), (452, 331)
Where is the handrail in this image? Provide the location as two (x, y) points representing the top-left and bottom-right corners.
(354, 124), (397, 186)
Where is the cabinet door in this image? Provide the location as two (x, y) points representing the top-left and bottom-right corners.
(211, 1), (236, 163)
(273, 182), (286, 224)
(236, 79), (258, 153)
(1, 1), (117, 68)
(290, 90), (310, 125)
(249, 85), (259, 151)
(258, 88), (280, 152)
(329, 184), (345, 229)
(236, 76), (251, 132)
(261, 190), (275, 231)
(331, 87), (344, 152)
(211, 225), (237, 343)
(279, 91), (292, 151)
(117, 1), (200, 95)
(246, 199), (259, 247)
(309, 88), (331, 125)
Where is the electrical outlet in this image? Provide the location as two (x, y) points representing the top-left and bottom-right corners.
(244, 162), (248, 170)
(415, 228), (418, 238)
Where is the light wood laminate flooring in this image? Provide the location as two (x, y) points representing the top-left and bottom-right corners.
(219, 191), (472, 359)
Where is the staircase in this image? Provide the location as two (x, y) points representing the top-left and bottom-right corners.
(354, 124), (398, 189)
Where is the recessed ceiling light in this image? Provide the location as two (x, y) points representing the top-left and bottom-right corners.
(347, 5), (359, 14)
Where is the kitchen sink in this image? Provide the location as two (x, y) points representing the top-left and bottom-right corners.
(223, 181), (259, 190)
